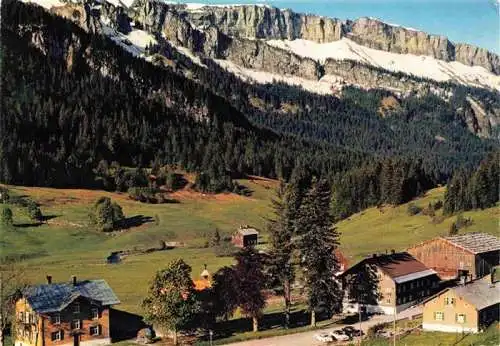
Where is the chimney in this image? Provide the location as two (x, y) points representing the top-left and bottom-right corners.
(71, 275), (77, 286)
(391, 249), (396, 254)
(46, 275), (52, 284)
(372, 253), (378, 258)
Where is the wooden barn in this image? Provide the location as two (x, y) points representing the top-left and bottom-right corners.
(408, 233), (500, 281)
(231, 226), (259, 248)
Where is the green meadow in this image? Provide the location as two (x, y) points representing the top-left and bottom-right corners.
(1, 181), (498, 315)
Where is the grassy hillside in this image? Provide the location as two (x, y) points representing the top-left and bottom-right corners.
(337, 186), (499, 263)
(1, 182), (498, 314)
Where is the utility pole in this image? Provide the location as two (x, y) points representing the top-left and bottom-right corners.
(393, 287), (397, 346)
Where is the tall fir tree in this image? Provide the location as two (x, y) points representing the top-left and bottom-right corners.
(296, 178), (343, 326)
(266, 181), (299, 328)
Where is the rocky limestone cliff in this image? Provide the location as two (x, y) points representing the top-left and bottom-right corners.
(182, 5), (499, 74)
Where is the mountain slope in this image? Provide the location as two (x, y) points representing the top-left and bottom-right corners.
(28, 0), (500, 139)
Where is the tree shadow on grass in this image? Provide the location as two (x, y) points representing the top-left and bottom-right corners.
(41, 214), (58, 221)
(118, 215), (154, 229)
(205, 308), (331, 341)
(14, 222), (43, 228)
(109, 308), (147, 342)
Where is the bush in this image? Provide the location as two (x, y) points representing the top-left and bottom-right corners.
(1, 207), (13, 226)
(0, 187), (10, 203)
(214, 242), (237, 257)
(455, 214), (473, 229)
(367, 322), (389, 338)
(407, 204), (422, 216)
(433, 200), (443, 210)
(26, 200), (43, 222)
(448, 222), (459, 235)
(89, 197), (124, 232)
(128, 186), (170, 204)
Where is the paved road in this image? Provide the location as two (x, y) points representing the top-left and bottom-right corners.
(226, 306), (423, 346)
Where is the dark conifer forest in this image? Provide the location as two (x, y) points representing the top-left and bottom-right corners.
(1, 0), (498, 219)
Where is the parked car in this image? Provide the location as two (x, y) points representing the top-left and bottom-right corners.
(314, 333), (334, 343)
(330, 329), (350, 341)
(375, 330), (393, 338)
(342, 326), (364, 337)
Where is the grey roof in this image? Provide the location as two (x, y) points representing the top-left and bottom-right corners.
(393, 269), (438, 284)
(24, 280), (120, 313)
(452, 278), (500, 310)
(238, 228), (259, 236)
(444, 233), (500, 254)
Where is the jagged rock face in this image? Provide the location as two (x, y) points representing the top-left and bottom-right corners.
(323, 59), (428, 93)
(183, 5), (499, 74)
(133, 0), (167, 32)
(348, 18), (453, 61)
(463, 96), (500, 138)
(186, 5), (344, 43)
(226, 38), (321, 80)
(455, 44), (500, 75)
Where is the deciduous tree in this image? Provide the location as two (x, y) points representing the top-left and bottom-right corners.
(142, 259), (199, 345)
(234, 247), (266, 332)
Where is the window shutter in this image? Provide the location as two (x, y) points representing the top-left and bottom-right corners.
(61, 330), (64, 340)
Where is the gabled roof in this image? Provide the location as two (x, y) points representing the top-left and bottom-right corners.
(23, 280), (120, 314)
(237, 228), (258, 236)
(425, 277), (500, 311)
(443, 233), (500, 255)
(343, 252), (436, 282)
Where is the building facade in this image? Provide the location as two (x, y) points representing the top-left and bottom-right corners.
(408, 233), (500, 280)
(231, 226), (258, 248)
(15, 276), (120, 346)
(422, 275), (500, 333)
(342, 252), (440, 315)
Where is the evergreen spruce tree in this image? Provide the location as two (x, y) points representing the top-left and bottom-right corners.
(266, 181), (298, 328)
(296, 179), (343, 326)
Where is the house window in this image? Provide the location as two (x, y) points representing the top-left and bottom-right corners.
(18, 312), (24, 322)
(89, 326), (100, 336)
(445, 297), (456, 306)
(52, 314), (61, 325)
(73, 303), (80, 314)
(91, 308), (99, 320)
(434, 312), (444, 321)
(71, 319), (81, 330)
(456, 313), (466, 324)
(51, 331), (63, 342)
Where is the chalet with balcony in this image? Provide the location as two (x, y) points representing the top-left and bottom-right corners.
(15, 276), (120, 346)
(342, 252), (440, 315)
(408, 233), (500, 280)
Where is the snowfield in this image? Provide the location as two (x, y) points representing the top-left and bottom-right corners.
(267, 38), (500, 91)
(22, 0), (63, 9)
(214, 59), (347, 95)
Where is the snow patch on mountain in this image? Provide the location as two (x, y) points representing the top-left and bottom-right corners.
(267, 38), (500, 91)
(214, 59), (348, 95)
(22, 0), (63, 10)
(104, 26), (156, 57)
